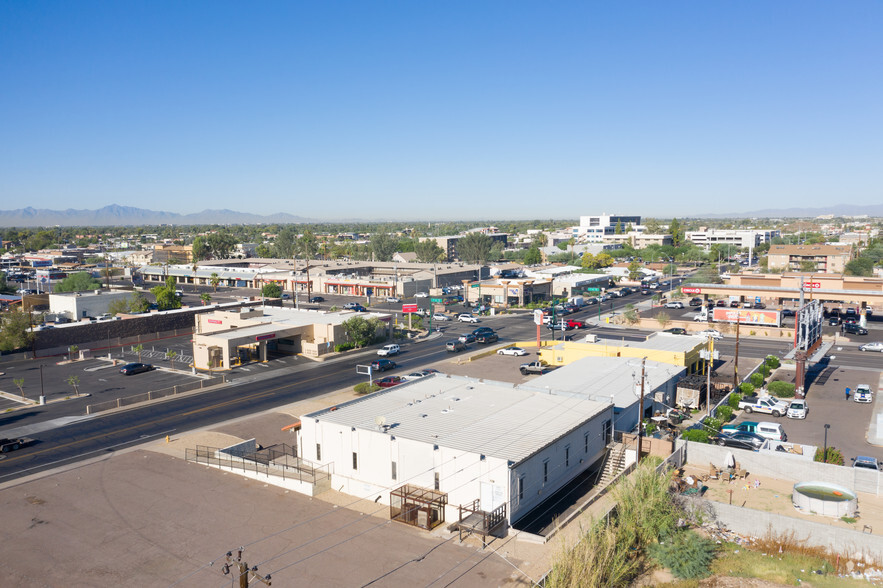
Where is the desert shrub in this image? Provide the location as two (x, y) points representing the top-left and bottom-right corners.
(334, 342), (356, 352)
(648, 530), (717, 579)
(681, 429), (711, 444)
(768, 380), (796, 398)
(643, 419), (657, 436)
(716, 405), (733, 422)
(739, 383), (755, 396)
(758, 363), (771, 378)
(727, 392), (743, 409)
(814, 446), (844, 466)
(749, 372), (764, 388)
(353, 382), (381, 395)
(765, 355), (781, 369)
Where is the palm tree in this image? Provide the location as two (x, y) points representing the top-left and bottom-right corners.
(210, 272), (220, 292)
(132, 344), (143, 363)
(200, 292), (212, 305)
(166, 349), (178, 370)
(66, 375), (81, 397)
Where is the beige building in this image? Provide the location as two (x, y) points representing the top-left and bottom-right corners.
(767, 244), (854, 274)
(152, 244), (194, 264)
(192, 306), (391, 370)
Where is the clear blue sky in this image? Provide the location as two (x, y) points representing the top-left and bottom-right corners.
(1, 1), (880, 220)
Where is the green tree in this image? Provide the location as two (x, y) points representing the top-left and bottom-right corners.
(13, 378), (25, 400)
(656, 311), (671, 329)
(107, 298), (129, 316)
(414, 239), (445, 263)
(255, 243), (272, 258)
(55, 272), (102, 293)
(0, 310), (35, 353)
(669, 218), (684, 247)
(799, 260), (816, 272)
(457, 233), (499, 264)
(628, 261), (643, 281)
(644, 218), (661, 233)
(845, 257), (874, 277)
(200, 292), (212, 305)
(129, 292), (150, 313)
(299, 230), (319, 260)
(261, 283), (282, 298)
(151, 278), (181, 311)
(595, 253), (614, 268)
(524, 246), (542, 265)
(580, 253), (596, 269)
(191, 236), (210, 261)
(341, 316), (383, 348)
(531, 233), (548, 247)
(370, 232), (398, 262)
(273, 227), (297, 258)
(204, 232), (237, 259)
(66, 375), (81, 398)
(132, 344), (144, 363)
(165, 349), (178, 370)
(0, 272), (13, 294)
(615, 220), (623, 234)
(210, 272), (220, 291)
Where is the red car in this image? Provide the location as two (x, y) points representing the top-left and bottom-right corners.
(376, 376), (403, 388)
(566, 319), (586, 329)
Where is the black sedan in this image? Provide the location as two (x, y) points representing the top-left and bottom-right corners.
(370, 359), (397, 372)
(309, 296), (324, 303)
(119, 362), (154, 375)
(714, 432), (766, 451)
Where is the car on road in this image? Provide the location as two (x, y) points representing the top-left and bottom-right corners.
(787, 399), (808, 419)
(714, 431), (766, 451)
(458, 314), (480, 323)
(476, 332), (499, 344)
(859, 342), (883, 352)
(843, 323), (868, 335)
(829, 316), (842, 326)
(566, 319), (587, 329)
(445, 340), (466, 352)
(370, 359), (397, 372)
(854, 384), (874, 403)
(664, 301), (685, 309)
(431, 313), (450, 321)
(402, 371), (433, 381)
(377, 344), (401, 357)
(698, 329), (723, 340)
(415, 292), (429, 298)
(472, 327), (494, 337)
(547, 321), (573, 331)
(663, 328), (687, 335)
(309, 296), (324, 303)
(458, 333), (476, 344)
(119, 362), (154, 375)
(689, 297), (703, 307)
(343, 302), (360, 309)
(497, 346), (528, 356)
(350, 304), (367, 312)
(781, 309), (795, 317)
(715, 300), (727, 307)
(375, 376), (403, 388)
(386, 297), (401, 303)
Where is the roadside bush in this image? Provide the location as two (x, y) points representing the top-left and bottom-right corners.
(648, 530), (716, 579)
(768, 380), (796, 398)
(728, 392), (743, 409)
(765, 355), (781, 369)
(814, 446), (845, 466)
(681, 429), (711, 444)
(739, 383), (755, 396)
(353, 382), (381, 395)
(716, 405), (733, 422)
(334, 342), (356, 352)
(749, 372), (764, 388)
(703, 417), (723, 432)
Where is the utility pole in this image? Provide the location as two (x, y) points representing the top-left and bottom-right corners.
(637, 357), (646, 464)
(706, 338), (713, 416)
(732, 318), (741, 393)
(222, 549), (271, 587)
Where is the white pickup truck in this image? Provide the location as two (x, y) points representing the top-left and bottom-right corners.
(738, 395), (789, 417)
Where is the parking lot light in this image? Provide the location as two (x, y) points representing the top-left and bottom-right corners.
(823, 424), (831, 463)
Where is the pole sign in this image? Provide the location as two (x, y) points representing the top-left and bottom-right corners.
(402, 304), (418, 313)
(430, 298), (443, 303)
(682, 287), (702, 294)
(585, 287), (600, 292)
(533, 309), (544, 326)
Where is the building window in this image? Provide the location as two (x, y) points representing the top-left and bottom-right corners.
(543, 460), (549, 483)
(518, 476), (524, 501)
(434, 472), (440, 491)
(391, 461), (397, 481)
(316, 443), (321, 461)
(584, 433), (589, 453)
(352, 452), (358, 471)
(565, 446), (570, 468)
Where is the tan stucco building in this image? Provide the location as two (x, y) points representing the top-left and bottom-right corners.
(767, 244), (853, 274)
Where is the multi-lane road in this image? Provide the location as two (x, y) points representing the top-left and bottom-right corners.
(1, 289), (879, 484)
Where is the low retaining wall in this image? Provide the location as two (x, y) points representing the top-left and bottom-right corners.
(704, 501), (883, 563)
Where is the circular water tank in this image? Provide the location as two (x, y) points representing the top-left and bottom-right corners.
(792, 481), (857, 518)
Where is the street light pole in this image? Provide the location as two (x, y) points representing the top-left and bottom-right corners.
(823, 424), (831, 463)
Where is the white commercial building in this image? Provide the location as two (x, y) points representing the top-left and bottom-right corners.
(49, 290), (133, 320)
(685, 229), (780, 250)
(298, 376), (612, 528)
(572, 214), (643, 242)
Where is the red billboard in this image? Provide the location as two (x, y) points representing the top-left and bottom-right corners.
(402, 304), (418, 313)
(682, 287), (702, 294)
(712, 308), (781, 326)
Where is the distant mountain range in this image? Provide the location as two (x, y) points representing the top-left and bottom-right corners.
(0, 202), (880, 227)
(699, 203), (883, 219)
(0, 204), (315, 227)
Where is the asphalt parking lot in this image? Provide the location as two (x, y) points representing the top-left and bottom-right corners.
(729, 363), (883, 465)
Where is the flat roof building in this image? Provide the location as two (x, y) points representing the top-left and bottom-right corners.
(767, 244), (854, 274)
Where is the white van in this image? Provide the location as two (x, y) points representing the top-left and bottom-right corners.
(755, 421), (787, 442)
(377, 344), (401, 357)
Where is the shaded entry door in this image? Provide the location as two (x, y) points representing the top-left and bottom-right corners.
(480, 482), (505, 511)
